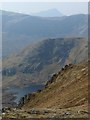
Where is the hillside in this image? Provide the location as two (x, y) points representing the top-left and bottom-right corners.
(2, 62), (88, 119)
(2, 38), (88, 88)
(1, 10), (88, 57)
(22, 62), (88, 109)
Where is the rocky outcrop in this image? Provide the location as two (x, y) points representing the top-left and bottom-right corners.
(2, 67), (16, 76)
(18, 93), (36, 108)
(45, 64), (73, 87)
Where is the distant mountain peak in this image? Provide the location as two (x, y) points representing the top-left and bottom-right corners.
(32, 8), (64, 17)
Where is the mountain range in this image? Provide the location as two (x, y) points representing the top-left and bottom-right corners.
(1, 10), (88, 57)
(2, 37), (88, 88)
(1, 10), (88, 113)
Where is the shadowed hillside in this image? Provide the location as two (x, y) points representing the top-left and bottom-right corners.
(2, 38), (88, 87)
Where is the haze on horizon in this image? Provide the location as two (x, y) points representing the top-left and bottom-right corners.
(0, 2), (88, 16)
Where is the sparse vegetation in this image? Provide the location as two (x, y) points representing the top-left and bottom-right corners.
(2, 62), (88, 119)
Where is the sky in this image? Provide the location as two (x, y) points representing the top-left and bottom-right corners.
(0, 2), (88, 16)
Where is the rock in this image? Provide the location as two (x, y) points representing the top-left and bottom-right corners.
(61, 67), (64, 71)
(64, 64), (69, 70)
(18, 97), (24, 108)
(2, 67), (16, 76)
(37, 89), (42, 93)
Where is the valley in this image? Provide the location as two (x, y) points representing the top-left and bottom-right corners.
(2, 37), (88, 108)
(1, 8), (88, 119)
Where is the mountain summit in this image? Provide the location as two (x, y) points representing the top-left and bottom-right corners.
(32, 8), (64, 17)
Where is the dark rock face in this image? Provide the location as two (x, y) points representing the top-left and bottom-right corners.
(45, 73), (58, 87)
(19, 65), (33, 73)
(45, 64), (73, 87)
(18, 93), (35, 108)
(2, 67), (16, 76)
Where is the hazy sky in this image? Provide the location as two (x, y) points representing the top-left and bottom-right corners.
(1, 2), (88, 15)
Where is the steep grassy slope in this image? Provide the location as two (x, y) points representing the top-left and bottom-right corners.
(22, 62), (88, 110)
(2, 38), (88, 87)
(2, 62), (88, 119)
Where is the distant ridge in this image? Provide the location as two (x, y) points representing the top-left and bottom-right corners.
(1, 10), (87, 57)
(32, 8), (64, 17)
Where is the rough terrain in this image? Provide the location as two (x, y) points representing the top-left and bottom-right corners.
(2, 62), (89, 119)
